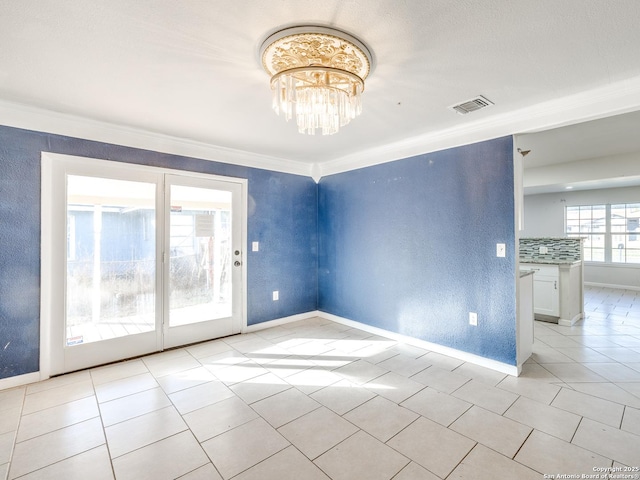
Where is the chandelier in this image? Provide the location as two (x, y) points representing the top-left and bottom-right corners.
(260, 26), (373, 135)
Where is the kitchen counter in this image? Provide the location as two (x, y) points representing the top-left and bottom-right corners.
(520, 258), (582, 265)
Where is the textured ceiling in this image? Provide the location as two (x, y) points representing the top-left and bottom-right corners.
(1, 0), (640, 169)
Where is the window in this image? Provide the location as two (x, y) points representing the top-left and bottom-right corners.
(566, 203), (640, 264)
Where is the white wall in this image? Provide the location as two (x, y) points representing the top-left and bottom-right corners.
(523, 186), (640, 289)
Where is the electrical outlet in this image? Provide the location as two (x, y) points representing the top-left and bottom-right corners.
(496, 243), (506, 257)
(469, 312), (478, 326)
(272, 291), (279, 301)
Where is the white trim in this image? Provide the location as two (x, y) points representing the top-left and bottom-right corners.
(318, 75), (640, 178)
(2, 76), (640, 181)
(0, 371), (42, 391)
(0, 99), (312, 178)
(243, 310), (321, 333)
(318, 312), (521, 377)
(585, 281), (640, 292)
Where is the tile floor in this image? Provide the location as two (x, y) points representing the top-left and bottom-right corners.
(1, 285), (640, 479)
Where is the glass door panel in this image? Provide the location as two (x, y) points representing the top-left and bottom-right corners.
(164, 175), (243, 348)
(169, 185), (232, 326)
(66, 175), (157, 346)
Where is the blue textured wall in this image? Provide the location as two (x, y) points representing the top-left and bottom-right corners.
(0, 125), (317, 380)
(318, 137), (517, 365)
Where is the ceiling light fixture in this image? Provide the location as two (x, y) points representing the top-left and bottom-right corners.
(260, 26), (373, 136)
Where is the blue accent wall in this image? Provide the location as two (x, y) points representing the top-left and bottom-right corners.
(0, 125), (317, 380)
(318, 137), (517, 365)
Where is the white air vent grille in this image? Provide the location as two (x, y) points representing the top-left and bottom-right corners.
(450, 96), (494, 115)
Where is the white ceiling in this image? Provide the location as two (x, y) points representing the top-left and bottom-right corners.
(2, 0), (640, 180)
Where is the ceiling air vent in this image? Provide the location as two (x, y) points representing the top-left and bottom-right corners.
(450, 95), (494, 115)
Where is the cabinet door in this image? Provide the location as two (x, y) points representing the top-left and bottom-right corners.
(533, 275), (560, 316)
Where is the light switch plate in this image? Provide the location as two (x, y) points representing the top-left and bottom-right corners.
(497, 243), (506, 257)
(252, 241), (259, 252)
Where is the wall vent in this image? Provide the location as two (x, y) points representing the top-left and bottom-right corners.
(450, 95), (494, 115)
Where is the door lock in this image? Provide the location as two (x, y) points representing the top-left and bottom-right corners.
(234, 250), (240, 256)
(234, 260), (241, 267)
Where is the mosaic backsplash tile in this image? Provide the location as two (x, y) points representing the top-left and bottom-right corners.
(519, 237), (583, 262)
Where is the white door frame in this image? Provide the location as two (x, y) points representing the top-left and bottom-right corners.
(40, 152), (248, 379)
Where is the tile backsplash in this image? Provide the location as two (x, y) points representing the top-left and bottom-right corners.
(519, 237), (583, 262)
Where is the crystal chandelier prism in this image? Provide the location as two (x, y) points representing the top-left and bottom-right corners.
(260, 26), (373, 135)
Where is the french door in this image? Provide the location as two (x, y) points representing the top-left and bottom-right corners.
(42, 153), (246, 376)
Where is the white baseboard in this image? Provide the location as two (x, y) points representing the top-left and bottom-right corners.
(244, 310), (322, 333)
(584, 282), (640, 292)
(0, 371), (42, 391)
(319, 312), (520, 377)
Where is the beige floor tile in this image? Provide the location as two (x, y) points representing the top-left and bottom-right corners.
(179, 463), (222, 480)
(539, 363), (609, 383)
(0, 388), (25, 413)
(584, 362), (640, 382)
(559, 347), (614, 363)
(452, 362), (507, 386)
(185, 339), (234, 359)
(183, 395), (258, 442)
(400, 387), (471, 426)
(622, 406), (640, 433)
(504, 396), (581, 441)
(451, 379), (518, 414)
(251, 387), (320, 428)
(9, 417), (105, 479)
(410, 365), (470, 393)
(278, 407), (358, 460)
(595, 347), (640, 363)
(16, 445), (113, 480)
(17, 396), (99, 442)
(392, 462), (440, 480)
(314, 430), (409, 480)
(22, 379), (95, 414)
(0, 463), (8, 480)
(448, 444), (540, 480)
(364, 371), (425, 404)
(344, 396), (418, 442)
(496, 375), (561, 404)
(25, 371), (91, 395)
(144, 354), (202, 378)
(0, 431), (14, 465)
(387, 416), (475, 479)
(168, 380), (236, 414)
(449, 405), (532, 458)
(105, 406), (187, 458)
(199, 350), (250, 372)
(572, 418), (640, 467)
(309, 379), (376, 415)
(90, 359), (149, 386)
(518, 363), (563, 382)
(333, 360), (388, 385)
(567, 382), (640, 408)
(99, 387), (171, 427)
(514, 430), (610, 476)
(552, 388), (624, 427)
(229, 373), (291, 404)
(421, 352), (464, 370)
(286, 368), (343, 395)
(0, 407), (21, 436)
(264, 357), (316, 379)
(156, 366), (217, 394)
(94, 373), (158, 404)
(112, 431), (209, 480)
(530, 345), (575, 363)
(233, 446), (329, 480)
(375, 353), (432, 377)
(213, 361), (269, 386)
(201, 417), (289, 479)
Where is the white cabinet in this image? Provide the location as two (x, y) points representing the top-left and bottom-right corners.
(530, 265), (559, 317)
(520, 262), (584, 326)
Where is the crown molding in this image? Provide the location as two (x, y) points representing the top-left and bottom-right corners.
(317, 75), (640, 179)
(0, 100), (313, 178)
